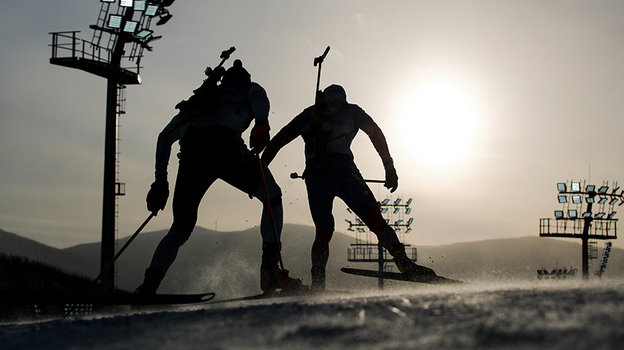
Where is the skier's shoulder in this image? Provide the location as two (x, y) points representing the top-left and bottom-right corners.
(248, 82), (268, 100)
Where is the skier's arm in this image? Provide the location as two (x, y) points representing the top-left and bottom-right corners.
(155, 114), (186, 182)
(361, 122), (398, 192)
(261, 129), (298, 165)
(248, 84), (271, 154)
(261, 110), (309, 165)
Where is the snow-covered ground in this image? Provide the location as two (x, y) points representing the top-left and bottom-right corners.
(2, 280), (623, 350)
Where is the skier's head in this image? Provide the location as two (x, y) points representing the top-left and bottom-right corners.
(222, 59), (251, 85)
(323, 84), (347, 114)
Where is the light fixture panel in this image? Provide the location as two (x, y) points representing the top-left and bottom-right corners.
(558, 195), (567, 204)
(568, 209), (578, 218)
(554, 210), (564, 218)
(120, 0), (133, 7)
(599, 186), (609, 194)
(107, 14), (123, 29)
(557, 183), (566, 192)
(586, 185), (596, 192)
(572, 195), (581, 204)
(572, 182), (581, 192)
(136, 29), (153, 38)
(145, 5), (159, 16)
(123, 20), (138, 33)
(134, 0), (146, 11)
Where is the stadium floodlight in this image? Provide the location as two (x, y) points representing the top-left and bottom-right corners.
(596, 212), (606, 219)
(572, 182), (581, 192)
(156, 10), (173, 26)
(120, 0), (133, 7)
(145, 4), (159, 16)
(406, 228), (412, 234)
(123, 21), (138, 33)
(554, 210), (564, 218)
(609, 198), (619, 206)
(586, 185), (596, 192)
(107, 14), (123, 29)
(394, 198), (402, 205)
(395, 220), (404, 225)
(407, 218), (414, 225)
(381, 208), (388, 214)
(599, 186), (609, 194)
(599, 197), (608, 205)
(356, 218), (363, 225)
(357, 228), (365, 233)
(558, 195), (567, 204)
(134, 0), (146, 11)
(136, 29), (154, 39)
(572, 195), (581, 204)
(608, 212), (617, 219)
(568, 209), (578, 218)
(405, 208), (412, 214)
(557, 183), (566, 192)
(583, 212), (592, 218)
(393, 208), (400, 214)
(586, 197), (595, 204)
(407, 198), (413, 205)
(381, 199), (389, 205)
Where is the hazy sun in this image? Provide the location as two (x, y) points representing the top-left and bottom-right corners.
(396, 79), (480, 167)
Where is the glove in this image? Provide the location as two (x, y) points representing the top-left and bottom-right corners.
(146, 180), (169, 214)
(250, 122), (270, 154)
(384, 166), (398, 193)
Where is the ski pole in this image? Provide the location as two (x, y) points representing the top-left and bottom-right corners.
(290, 172), (385, 184)
(256, 155), (285, 270)
(92, 212), (155, 285)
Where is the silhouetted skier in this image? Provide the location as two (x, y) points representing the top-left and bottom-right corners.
(262, 84), (436, 290)
(136, 59), (302, 295)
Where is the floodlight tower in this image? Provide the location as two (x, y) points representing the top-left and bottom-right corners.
(49, 0), (175, 292)
(346, 197), (416, 289)
(539, 181), (622, 279)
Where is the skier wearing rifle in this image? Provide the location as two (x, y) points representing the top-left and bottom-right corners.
(261, 84), (437, 291)
(135, 56), (302, 295)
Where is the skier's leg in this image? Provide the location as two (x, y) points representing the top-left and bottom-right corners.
(305, 176), (336, 290)
(338, 175), (435, 276)
(137, 156), (214, 294)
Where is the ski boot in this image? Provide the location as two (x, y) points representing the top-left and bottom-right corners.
(134, 267), (166, 295)
(390, 243), (436, 277)
(311, 266), (326, 292)
(261, 243), (306, 294)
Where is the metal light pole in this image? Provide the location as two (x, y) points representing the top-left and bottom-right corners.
(49, 0), (175, 291)
(539, 181), (622, 280)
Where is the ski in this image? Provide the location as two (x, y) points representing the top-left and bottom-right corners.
(210, 289), (347, 304)
(341, 267), (462, 285)
(0, 291), (215, 305)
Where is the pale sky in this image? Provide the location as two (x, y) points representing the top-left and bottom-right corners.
(1, 0), (623, 250)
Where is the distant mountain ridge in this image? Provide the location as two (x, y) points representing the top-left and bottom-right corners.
(1, 226), (622, 299)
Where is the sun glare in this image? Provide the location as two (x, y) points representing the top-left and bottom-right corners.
(396, 80), (481, 168)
